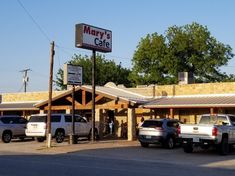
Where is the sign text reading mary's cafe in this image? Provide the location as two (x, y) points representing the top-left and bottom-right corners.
(75, 23), (112, 53)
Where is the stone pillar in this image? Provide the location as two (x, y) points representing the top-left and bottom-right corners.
(127, 108), (136, 141)
(40, 109), (45, 114)
(170, 108), (174, 119)
(95, 109), (104, 139)
(66, 109), (72, 114)
(210, 108), (214, 115)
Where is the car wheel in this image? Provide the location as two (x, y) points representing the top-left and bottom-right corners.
(36, 137), (45, 142)
(2, 131), (12, 143)
(140, 142), (149, 148)
(183, 144), (193, 153)
(55, 130), (65, 143)
(218, 137), (229, 155)
(165, 137), (175, 149)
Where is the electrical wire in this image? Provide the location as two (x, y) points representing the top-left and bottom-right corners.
(17, 0), (51, 43)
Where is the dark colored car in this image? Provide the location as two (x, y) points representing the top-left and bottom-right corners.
(138, 118), (181, 149)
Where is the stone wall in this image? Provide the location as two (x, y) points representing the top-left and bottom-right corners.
(126, 82), (235, 97)
(1, 91), (66, 103)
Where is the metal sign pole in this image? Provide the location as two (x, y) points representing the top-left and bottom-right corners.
(91, 49), (96, 141)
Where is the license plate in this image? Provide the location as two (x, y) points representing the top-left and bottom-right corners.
(145, 135), (151, 139)
(193, 137), (200, 142)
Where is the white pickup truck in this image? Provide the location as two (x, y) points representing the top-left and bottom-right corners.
(179, 114), (235, 155)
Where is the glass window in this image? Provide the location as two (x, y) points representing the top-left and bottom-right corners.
(29, 115), (46, 122)
(51, 115), (61, 123)
(19, 118), (28, 124)
(1, 117), (13, 124)
(65, 115), (72, 123)
(142, 120), (163, 128)
(229, 115), (235, 125)
(199, 116), (211, 124)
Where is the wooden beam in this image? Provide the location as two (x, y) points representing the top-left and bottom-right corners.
(66, 97), (82, 106)
(86, 95), (104, 106)
(82, 90), (86, 106)
(44, 105), (72, 110)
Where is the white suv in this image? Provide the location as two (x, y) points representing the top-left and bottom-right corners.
(0, 115), (28, 143)
(25, 114), (99, 143)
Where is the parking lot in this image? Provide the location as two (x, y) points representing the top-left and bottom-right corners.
(1, 139), (235, 170)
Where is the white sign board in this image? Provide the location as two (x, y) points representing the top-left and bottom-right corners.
(75, 23), (112, 53)
(64, 64), (83, 85)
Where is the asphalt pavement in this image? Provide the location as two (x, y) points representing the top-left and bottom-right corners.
(0, 139), (235, 176)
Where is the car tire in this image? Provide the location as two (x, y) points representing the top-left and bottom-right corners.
(218, 137), (229, 155)
(183, 144), (193, 153)
(36, 137), (45, 142)
(165, 137), (175, 149)
(55, 130), (65, 143)
(2, 131), (12, 143)
(140, 142), (149, 148)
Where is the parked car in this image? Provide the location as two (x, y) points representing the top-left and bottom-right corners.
(179, 114), (235, 155)
(25, 114), (99, 143)
(0, 115), (28, 143)
(138, 118), (181, 149)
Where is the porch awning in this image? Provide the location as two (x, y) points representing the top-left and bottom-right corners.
(142, 95), (235, 108)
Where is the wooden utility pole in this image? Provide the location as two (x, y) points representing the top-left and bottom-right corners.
(91, 50), (96, 141)
(46, 41), (55, 148)
(20, 68), (31, 93)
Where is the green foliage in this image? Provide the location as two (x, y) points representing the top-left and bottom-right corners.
(130, 22), (235, 85)
(55, 54), (131, 90)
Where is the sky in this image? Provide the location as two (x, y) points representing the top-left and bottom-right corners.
(1, 0), (235, 93)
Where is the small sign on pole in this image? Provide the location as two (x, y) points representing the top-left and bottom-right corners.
(64, 64), (82, 144)
(64, 64), (83, 85)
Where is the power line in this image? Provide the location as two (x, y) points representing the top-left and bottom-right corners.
(17, 0), (51, 43)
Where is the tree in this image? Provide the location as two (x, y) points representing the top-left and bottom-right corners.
(130, 22), (234, 85)
(55, 54), (131, 90)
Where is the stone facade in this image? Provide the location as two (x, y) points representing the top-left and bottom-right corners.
(1, 91), (66, 103)
(127, 82), (235, 97)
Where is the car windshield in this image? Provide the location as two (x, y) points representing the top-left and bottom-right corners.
(142, 120), (163, 128)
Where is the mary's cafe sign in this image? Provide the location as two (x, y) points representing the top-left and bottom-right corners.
(75, 23), (112, 53)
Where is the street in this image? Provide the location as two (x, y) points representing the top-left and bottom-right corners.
(0, 140), (235, 176)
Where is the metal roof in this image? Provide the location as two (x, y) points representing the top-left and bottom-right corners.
(35, 85), (149, 108)
(83, 85), (148, 104)
(0, 102), (39, 111)
(143, 95), (235, 108)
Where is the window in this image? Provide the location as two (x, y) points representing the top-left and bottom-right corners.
(51, 115), (61, 123)
(142, 120), (163, 128)
(19, 118), (28, 124)
(29, 115), (46, 122)
(229, 115), (235, 125)
(65, 115), (72, 123)
(1, 117), (14, 124)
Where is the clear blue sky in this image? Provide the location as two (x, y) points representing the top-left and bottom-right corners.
(1, 0), (235, 93)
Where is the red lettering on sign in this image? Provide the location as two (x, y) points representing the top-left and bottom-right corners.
(83, 25), (90, 34)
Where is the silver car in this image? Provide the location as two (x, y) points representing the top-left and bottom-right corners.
(0, 115), (28, 143)
(138, 118), (181, 149)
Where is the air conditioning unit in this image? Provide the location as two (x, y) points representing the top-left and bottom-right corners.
(178, 72), (194, 85)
